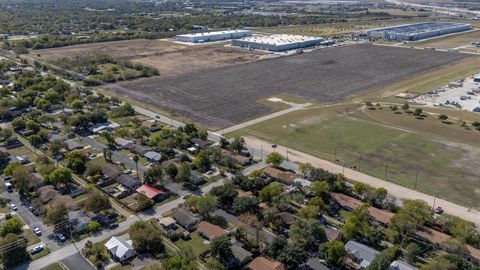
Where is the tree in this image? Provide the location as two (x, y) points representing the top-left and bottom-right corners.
(144, 164), (163, 185)
(88, 221), (101, 233)
(193, 150), (211, 172)
(162, 254), (198, 270)
(289, 218), (326, 251)
(229, 136), (245, 153)
(100, 131), (115, 148)
(299, 162), (313, 177)
(219, 137), (230, 149)
(26, 119), (40, 133)
(210, 183), (237, 208)
(49, 140), (65, 158)
(232, 196), (259, 215)
(269, 235), (288, 259)
(85, 190), (111, 213)
(421, 257), (456, 270)
(401, 199), (432, 226)
(402, 103), (409, 112)
(0, 233), (28, 267)
(204, 258), (225, 270)
(342, 205), (370, 241)
(439, 215), (479, 246)
(320, 240), (345, 266)
(136, 193), (155, 211)
(0, 150), (9, 174)
(259, 182), (283, 202)
(0, 217), (23, 236)
(165, 163), (178, 179)
(12, 165), (33, 196)
(176, 162), (191, 183)
(210, 236), (232, 263)
(66, 150), (87, 174)
(311, 181), (330, 198)
(45, 203), (68, 228)
(372, 187), (388, 206)
(197, 194), (218, 218)
(11, 118), (26, 130)
(48, 167), (73, 188)
(129, 221), (164, 255)
(405, 242), (421, 265)
(132, 154), (139, 178)
(278, 244), (308, 270)
(266, 152), (284, 167)
(366, 247), (398, 270)
(439, 114), (448, 121)
(70, 99), (84, 110)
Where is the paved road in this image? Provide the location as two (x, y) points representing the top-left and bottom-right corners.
(60, 253), (94, 270)
(0, 180), (61, 252)
(243, 136), (480, 227)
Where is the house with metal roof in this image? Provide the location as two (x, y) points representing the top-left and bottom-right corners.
(345, 240), (380, 269)
(105, 236), (136, 262)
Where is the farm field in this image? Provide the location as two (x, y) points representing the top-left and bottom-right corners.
(33, 39), (265, 77)
(411, 30), (480, 51)
(229, 104), (480, 207)
(103, 44), (470, 129)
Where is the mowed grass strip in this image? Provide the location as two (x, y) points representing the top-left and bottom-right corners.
(411, 30), (480, 49)
(230, 105), (480, 207)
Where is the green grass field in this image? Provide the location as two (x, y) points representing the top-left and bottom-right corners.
(229, 105), (480, 207)
(174, 232), (209, 257)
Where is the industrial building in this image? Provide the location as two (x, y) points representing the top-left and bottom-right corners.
(175, 30), (252, 43)
(359, 22), (472, 41)
(232, 34), (325, 51)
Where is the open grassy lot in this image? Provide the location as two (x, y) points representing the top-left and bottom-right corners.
(229, 104), (480, 207)
(174, 232), (209, 257)
(411, 30), (480, 51)
(103, 44), (469, 129)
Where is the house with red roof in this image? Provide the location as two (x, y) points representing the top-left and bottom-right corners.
(136, 185), (168, 202)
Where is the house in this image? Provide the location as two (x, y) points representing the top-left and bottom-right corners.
(105, 236), (136, 262)
(389, 260), (418, 270)
(99, 164), (123, 186)
(263, 167), (296, 184)
(190, 171), (205, 185)
(46, 133), (65, 143)
(324, 225), (342, 241)
(68, 211), (91, 233)
(275, 212), (296, 227)
(65, 139), (84, 151)
(142, 120), (160, 132)
(230, 245), (252, 266)
(114, 138), (133, 149)
(127, 144), (153, 156)
(299, 258), (331, 270)
(51, 195), (79, 210)
(331, 193), (394, 225)
(159, 217), (177, 229)
(173, 208), (200, 231)
(234, 155), (252, 166)
(118, 175), (142, 194)
(136, 185), (168, 202)
(345, 240), (380, 269)
(191, 138), (209, 148)
(28, 173), (44, 191)
(37, 185), (60, 203)
(197, 221), (228, 241)
(248, 256), (286, 270)
(144, 151), (161, 163)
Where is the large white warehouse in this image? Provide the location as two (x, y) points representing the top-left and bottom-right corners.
(232, 34), (324, 51)
(175, 30), (252, 43)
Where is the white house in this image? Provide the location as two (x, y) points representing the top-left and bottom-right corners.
(105, 236), (136, 262)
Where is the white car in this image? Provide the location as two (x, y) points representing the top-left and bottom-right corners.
(33, 227), (42, 236)
(9, 203), (17, 211)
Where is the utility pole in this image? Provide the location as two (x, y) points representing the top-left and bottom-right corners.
(384, 163), (389, 179)
(357, 154), (361, 170)
(432, 191), (438, 216)
(334, 146), (337, 161)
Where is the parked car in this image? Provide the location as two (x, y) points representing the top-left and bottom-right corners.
(56, 233), (66, 242)
(33, 227), (42, 236)
(9, 203), (17, 211)
(435, 206), (444, 215)
(109, 223), (119, 229)
(3, 176), (12, 181)
(30, 245), (44, 255)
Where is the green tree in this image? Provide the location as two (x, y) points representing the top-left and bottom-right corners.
(12, 165), (33, 196)
(193, 150), (211, 172)
(366, 247), (398, 270)
(311, 181), (330, 198)
(26, 119), (40, 133)
(165, 163), (178, 179)
(210, 183), (237, 208)
(132, 154), (139, 178)
(85, 190), (111, 213)
(49, 140), (66, 158)
(48, 167), (73, 188)
(266, 152), (284, 167)
(299, 162), (313, 177)
(0, 233), (28, 267)
(278, 244), (308, 270)
(259, 182), (283, 202)
(176, 162), (191, 183)
(405, 242), (421, 265)
(269, 235), (288, 259)
(0, 217), (23, 236)
(320, 240), (346, 266)
(195, 194), (217, 218)
(421, 256), (456, 270)
(88, 221), (101, 233)
(45, 204), (68, 228)
(66, 150), (87, 174)
(162, 254), (198, 270)
(129, 221), (164, 255)
(136, 193), (155, 211)
(210, 236), (232, 263)
(144, 164), (163, 185)
(100, 131), (115, 148)
(232, 196), (259, 215)
(289, 218), (326, 251)
(204, 258), (225, 270)
(228, 136), (245, 153)
(70, 98), (84, 110)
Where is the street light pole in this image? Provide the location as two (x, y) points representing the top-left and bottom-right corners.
(432, 191), (438, 216)
(414, 169), (419, 190)
(384, 163), (389, 179)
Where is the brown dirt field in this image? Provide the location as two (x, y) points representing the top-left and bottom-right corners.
(33, 39), (186, 60)
(131, 45), (265, 77)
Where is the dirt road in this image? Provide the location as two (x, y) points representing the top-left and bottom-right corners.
(244, 136), (480, 227)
